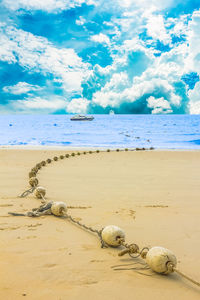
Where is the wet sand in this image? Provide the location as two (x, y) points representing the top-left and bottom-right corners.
(0, 149), (200, 299)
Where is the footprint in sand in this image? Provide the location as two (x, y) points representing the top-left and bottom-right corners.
(0, 223), (42, 231)
(27, 223), (42, 227)
(0, 225), (21, 230)
(25, 235), (37, 239)
(82, 244), (96, 250)
(17, 235), (37, 239)
(115, 208), (136, 219)
(82, 279), (98, 285)
(58, 247), (68, 251)
(68, 206), (92, 209)
(144, 205), (168, 208)
(90, 260), (105, 263)
(43, 263), (57, 268)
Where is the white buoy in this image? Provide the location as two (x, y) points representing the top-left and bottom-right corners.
(34, 186), (46, 199)
(146, 246), (177, 274)
(101, 225), (125, 247)
(51, 202), (67, 216)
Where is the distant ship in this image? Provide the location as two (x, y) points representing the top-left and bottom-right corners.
(70, 114), (94, 121)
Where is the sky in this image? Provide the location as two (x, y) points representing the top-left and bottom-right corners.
(1, 0), (200, 114)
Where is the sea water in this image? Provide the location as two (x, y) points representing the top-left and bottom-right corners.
(0, 114), (200, 149)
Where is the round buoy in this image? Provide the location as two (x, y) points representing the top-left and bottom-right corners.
(29, 177), (38, 187)
(51, 202), (67, 216)
(35, 186), (46, 199)
(101, 225), (125, 247)
(146, 246), (177, 274)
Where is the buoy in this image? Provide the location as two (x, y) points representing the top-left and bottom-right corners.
(29, 171), (36, 178)
(146, 246), (177, 274)
(51, 202), (67, 216)
(101, 225), (125, 247)
(29, 177), (38, 187)
(35, 186), (46, 199)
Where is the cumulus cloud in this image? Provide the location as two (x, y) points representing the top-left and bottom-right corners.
(188, 81), (200, 113)
(147, 96), (172, 114)
(146, 15), (171, 45)
(66, 97), (89, 113)
(90, 33), (110, 46)
(76, 16), (86, 26)
(0, 0), (199, 114)
(13, 96), (67, 113)
(2, 0), (96, 13)
(3, 82), (41, 95)
(92, 75), (181, 112)
(116, 0), (174, 10)
(85, 30), (188, 113)
(189, 101), (200, 114)
(0, 24), (90, 94)
(185, 10), (200, 73)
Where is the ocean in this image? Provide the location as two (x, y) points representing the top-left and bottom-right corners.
(0, 114), (200, 149)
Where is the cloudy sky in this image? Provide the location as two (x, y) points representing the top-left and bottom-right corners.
(1, 0), (200, 114)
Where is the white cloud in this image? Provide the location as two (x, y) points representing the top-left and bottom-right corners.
(185, 10), (200, 73)
(66, 97), (89, 113)
(116, 0), (174, 10)
(102, 72), (129, 92)
(0, 24), (90, 94)
(87, 27), (187, 111)
(91, 53), (184, 110)
(146, 14), (171, 45)
(2, 0), (96, 13)
(0, 0), (197, 114)
(76, 16), (86, 26)
(3, 82), (41, 94)
(90, 33), (110, 46)
(171, 15), (189, 37)
(189, 101), (200, 114)
(188, 81), (200, 114)
(147, 96), (172, 113)
(12, 96), (67, 113)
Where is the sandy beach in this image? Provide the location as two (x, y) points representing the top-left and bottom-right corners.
(0, 149), (200, 300)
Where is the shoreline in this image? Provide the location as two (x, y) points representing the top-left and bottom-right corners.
(0, 145), (200, 151)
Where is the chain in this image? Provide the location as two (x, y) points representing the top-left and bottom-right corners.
(18, 148), (154, 198)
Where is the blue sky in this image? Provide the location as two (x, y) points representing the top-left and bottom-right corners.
(1, 0), (200, 114)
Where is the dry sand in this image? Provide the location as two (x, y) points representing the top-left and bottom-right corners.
(0, 149), (200, 300)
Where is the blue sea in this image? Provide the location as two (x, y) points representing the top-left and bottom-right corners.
(0, 115), (200, 149)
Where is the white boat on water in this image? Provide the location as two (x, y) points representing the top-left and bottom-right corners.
(70, 114), (94, 121)
(109, 110), (115, 115)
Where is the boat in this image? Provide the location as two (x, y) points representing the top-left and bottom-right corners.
(70, 114), (94, 121)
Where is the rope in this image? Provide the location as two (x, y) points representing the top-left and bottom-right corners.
(174, 269), (200, 287)
(65, 213), (107, 248)
(9, 202), (53, 217)
(118, 239), (149, 259)
(111, 262), (151, 276)
(8, 212), (26, 216)
(19, 186), (36, 198)
(40, 194), (46, 204)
